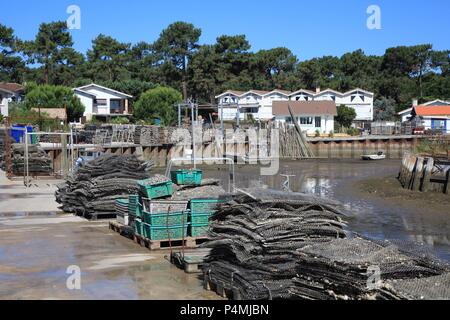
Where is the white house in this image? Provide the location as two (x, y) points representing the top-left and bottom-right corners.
(73, 83), (133, 122)
(397, 99), (450, 123)
(0, 83), (25, 117)
(272, 100), (337, 134)
(410, 104), (450, 134)
(216, 87), (374, 126)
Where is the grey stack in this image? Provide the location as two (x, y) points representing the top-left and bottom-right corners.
(55, 154), (154, 220)
(203, 188), (450, 300)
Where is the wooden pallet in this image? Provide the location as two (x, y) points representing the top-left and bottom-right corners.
(133, 234), (208, 250)
(109, 221), (134, 239)
(86, 212), (117, 221)
(203, 274), (242, 300)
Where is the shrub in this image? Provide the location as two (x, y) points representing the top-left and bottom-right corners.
(133, 86), (182, 126)
(24, 84), (84, 121)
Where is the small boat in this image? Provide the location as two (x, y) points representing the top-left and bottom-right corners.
(362, 151), (386, 160)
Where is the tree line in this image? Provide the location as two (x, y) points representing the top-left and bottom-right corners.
(1, 20), (449, 121)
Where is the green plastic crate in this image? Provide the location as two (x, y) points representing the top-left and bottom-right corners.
(141, 199), (188, 214)
(143, 223), (188, 240)
(189, 212), (212, 225)
(171, 169), (202, 185)
(134, 218), (144, 236)
(143, 211), (188, 226)
(128, 194), (142, 217)
(190, 199), (224, 214)
(137, 180), (173, 199)
(189, 223), (209, 237)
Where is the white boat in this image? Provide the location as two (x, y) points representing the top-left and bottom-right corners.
(362, 151), (386, 160)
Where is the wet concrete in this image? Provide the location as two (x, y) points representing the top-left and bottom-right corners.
(0, 214), (219, 300)
(0, 170), (60, 214)
(199, 159), (450, 262)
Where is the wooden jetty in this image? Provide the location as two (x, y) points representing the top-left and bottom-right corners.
(398, 153), (450, 194)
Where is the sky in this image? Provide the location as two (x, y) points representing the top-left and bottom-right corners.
(1, 0), (449, 61)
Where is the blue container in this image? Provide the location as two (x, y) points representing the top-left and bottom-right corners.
(11, 125), (33, 143)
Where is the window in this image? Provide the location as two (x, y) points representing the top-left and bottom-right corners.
(315, 117), (321, 127)
(296, 96), (300, 101)
(305, 96), (309, 101)
(241, 107), (258, 113)
(360, 95), (365, 102)
(95, 99), (107, 105)
(110, 99), (122, 113)
(331, 96), (335, 101)
(224, 98), (228, 103)
(351, 95), (356, 102)
(300, 117), (313, 125)
(285, 116), (293, 124)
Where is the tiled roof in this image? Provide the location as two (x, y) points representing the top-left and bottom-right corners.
(414, 105), (450, 116)
(272, 101), (337, 116)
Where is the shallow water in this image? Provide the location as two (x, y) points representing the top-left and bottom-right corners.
(198, 159), (450, 262)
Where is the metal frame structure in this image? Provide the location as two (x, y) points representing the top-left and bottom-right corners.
(23, 131), (74, 187)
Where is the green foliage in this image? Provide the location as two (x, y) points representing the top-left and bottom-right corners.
(133, 86), (182, 126)
(335, 105), (357, 129)
(99, 79), (155, 102)
(110, 117), (130, 124)
(346, 127), (360, 136)
(24, 84), (84, 121)
(0, 113), (3, 122)
(153, 21), (201, 99)
(315, 129), (320, 137)
(415, 139), (449, 156)
(374, 97), (398, 121)
(8, 102), (62, 130)
(0, 23), (25, 82)
(0, 20), (449, 108)
(87, 34), (131, 82)
(20, 21), (80, 85)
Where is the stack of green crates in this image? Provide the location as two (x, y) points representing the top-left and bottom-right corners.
(189, 199), (224, 237)
(128, 194), (142, 218)
(141, 200), (189, 241)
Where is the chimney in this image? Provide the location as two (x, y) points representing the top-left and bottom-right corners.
(316, 87), (321, 94)
(412, 99), (418, 107)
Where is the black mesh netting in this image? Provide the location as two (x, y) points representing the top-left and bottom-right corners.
(55, 154), (153, 219)
(202, 188), (450, 300)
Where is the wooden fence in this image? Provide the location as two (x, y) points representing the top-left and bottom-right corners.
(398, 153), (450, 194)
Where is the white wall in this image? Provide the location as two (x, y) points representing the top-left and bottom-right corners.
(0, 97), (8, 117)
(275, 115), (334, 134)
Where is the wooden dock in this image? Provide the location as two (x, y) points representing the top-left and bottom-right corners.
(398, 153), (450, 194)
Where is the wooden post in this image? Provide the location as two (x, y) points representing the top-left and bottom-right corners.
(421, 157), (434, 192)
(412, 157), (424, 191)
(444, 169), (450, 195)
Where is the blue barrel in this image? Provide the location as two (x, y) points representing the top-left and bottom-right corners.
(11, 125), (33, 143)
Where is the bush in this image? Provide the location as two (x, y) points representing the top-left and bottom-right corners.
(346, 127), (360, 136)
(110, 117), (130, 124)
(133, 86), (182, 126)
(315, 129), (320, 137)
(24, 84), (85, 121)
(335, 105), (356, 130)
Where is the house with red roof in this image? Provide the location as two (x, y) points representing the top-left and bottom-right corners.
(410, 103), (450, 133)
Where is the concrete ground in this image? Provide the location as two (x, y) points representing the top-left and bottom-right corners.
(0, 170), (60, 214)
(0, 171), (220, 300)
